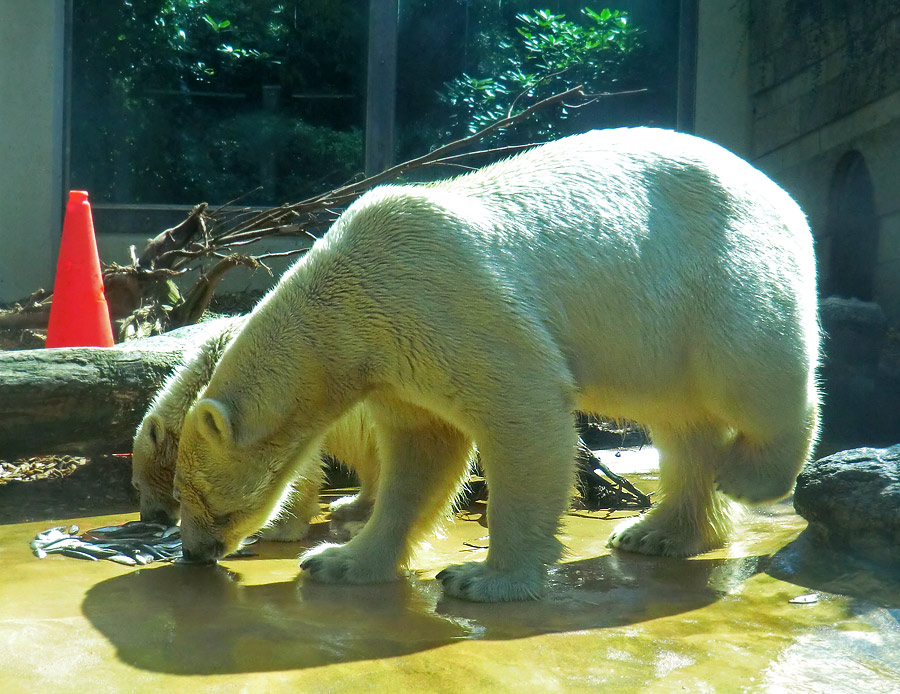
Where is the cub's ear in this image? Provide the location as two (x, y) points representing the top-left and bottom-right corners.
(145, 414), (164, 450)
(195, 398), (233, 447)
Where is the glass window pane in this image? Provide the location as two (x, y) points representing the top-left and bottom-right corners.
(396, 0), (680, 170)
(70, 0), (367, 206)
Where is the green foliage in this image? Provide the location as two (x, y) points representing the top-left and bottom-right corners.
(71, 1), (652, 205)
(187, 114), (363, 203)
(70, 0), (366, 205)
(439, 7), (640, 142)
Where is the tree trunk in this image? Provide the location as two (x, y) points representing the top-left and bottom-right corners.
(0, 318), (235, 460)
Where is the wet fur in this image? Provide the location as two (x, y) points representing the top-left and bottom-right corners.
(131, 316), (381, 539)
(175, 128), (820, 601)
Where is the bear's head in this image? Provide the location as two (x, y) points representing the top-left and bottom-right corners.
(175, 397), (325, 563)
(132, 414), (181, 526)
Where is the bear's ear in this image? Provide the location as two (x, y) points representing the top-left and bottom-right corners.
(145, 415), (163, 449)
(195, 398), (234, 448)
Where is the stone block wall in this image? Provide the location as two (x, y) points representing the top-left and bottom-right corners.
(745, 0), (900, 326)
(749, 0), (900, 157)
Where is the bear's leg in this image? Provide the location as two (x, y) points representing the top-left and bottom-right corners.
(328, 453), (379, 541)
(258, 464), (325, 541)
(608, 424), (734, 557)
(328, 453), (379, 523)
(436, 412), (577, 602)
(300, 405), (471, 584)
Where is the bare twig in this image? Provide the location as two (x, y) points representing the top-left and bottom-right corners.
(425, 142), (548, 168)
(137, 203), (208, 270)
(95, 85), (642, 337)
(207, 85), (596, 255)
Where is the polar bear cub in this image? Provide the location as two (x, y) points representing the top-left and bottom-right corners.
(174, 127), (819, 601)
(132, 316), (380, 540)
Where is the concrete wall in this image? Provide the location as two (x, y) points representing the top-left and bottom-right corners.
(0, 0), (65, 303)
(747, 0), (900, 324)
(694, 0), (751, 158)
(696, 0), (900, 324)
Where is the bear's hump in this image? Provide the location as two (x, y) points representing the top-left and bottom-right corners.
(331, 184), (486, 251)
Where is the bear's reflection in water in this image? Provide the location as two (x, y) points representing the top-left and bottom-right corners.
(81, 550), (760, 676)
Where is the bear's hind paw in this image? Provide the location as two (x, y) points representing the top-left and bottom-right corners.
(436, 561), (547, 602)
(607, 515), (720, 558)
(258, 515), (311, 542)
(714, 466), (796, 505)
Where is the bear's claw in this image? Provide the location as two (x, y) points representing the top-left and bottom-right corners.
(299, 554), (347, 579)
(299, 542), (400, 584)
(607, 524), (677, 556)
(436, 561), (547, 602)
(607, 511), (726, 558)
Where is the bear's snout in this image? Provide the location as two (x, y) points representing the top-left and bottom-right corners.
(180, 538), (224, 564)
(139, 505), (178, 527)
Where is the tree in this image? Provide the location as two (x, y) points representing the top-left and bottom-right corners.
(440, 8), (641, 143)
(70, 0), (367, 205)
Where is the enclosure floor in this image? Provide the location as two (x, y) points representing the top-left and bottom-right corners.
(2, 471), (899, 693)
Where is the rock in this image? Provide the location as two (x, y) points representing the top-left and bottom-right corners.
(818, 297), (890, 447)
(793, 445), (900, 567)
(819, 296), (886, 365)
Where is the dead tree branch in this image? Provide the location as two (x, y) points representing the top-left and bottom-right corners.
(2, 86), (642, 339)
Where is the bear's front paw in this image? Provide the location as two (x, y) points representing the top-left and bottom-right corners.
(436, 561), (547, 602)
(299, 542), (400, 584)
(258, 514), (311, 542)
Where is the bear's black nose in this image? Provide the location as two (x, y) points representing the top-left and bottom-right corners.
(181, 539), (224, 564)
(140, 508), (177, 526)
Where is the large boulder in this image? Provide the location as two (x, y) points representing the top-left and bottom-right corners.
(793, 445), (900, 567)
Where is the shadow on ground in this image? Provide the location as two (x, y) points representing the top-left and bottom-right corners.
(82, 550), (763, 675)
(767, 528), (900, 609)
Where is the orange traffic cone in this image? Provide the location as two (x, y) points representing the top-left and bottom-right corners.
(45, 191), (115, 348)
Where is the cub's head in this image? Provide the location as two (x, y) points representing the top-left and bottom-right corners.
(175, 397), (320, 563)
(131, 414), (180, 526)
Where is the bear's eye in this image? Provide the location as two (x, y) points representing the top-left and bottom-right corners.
(212, 511), (237, 529)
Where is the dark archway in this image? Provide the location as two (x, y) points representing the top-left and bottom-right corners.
(824, 151), (879, 301)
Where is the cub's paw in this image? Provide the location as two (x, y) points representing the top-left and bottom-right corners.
(436, 561), (547, 602)
(328, 494), (374, 523)
(299, 542), (399, 584)
(328, 520), (367, 543)
(258, 514), (311, 542)
(607, 514), (716, 558)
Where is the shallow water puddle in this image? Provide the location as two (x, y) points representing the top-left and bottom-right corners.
(1, 487), (899, 692)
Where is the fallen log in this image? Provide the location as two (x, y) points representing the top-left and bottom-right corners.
(0, 317), (236, 460)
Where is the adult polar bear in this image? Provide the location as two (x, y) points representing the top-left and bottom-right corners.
(175, 127), (820, 602)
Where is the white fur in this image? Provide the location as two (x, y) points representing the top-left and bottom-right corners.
(132, 317), (244, 525)
(175, 127), (820, 600)
(131, 316), (380, 539)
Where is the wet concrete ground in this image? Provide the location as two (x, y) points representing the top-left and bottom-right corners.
(2, 460), (900, 693)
